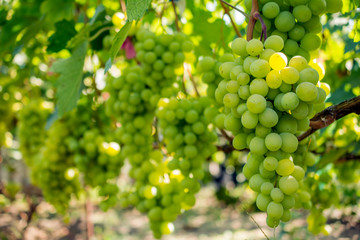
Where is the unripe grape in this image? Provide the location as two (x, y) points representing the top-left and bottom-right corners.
(246, 39), (264, 56)
(267, 201), (284, 220)
(264, 35), (284, 52)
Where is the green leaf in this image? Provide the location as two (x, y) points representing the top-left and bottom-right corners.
(126, 0), (152, 21)
(51, 41), (88, 117)
(40, 0), (74, 23)
(104, 21), (132, 73)
(317, 148), (348, 169)
(47, 20), (77, 53)
(89, 4), (106, 25)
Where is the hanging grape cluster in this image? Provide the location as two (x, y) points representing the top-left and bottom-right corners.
(214, 35), (329, 227)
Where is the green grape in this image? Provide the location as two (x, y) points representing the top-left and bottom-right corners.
(264, 35), (285, 52)
(224, 114), (242, 132)
(269, 52), (287, 70)
(237, 72), (251, 85)
(296, 82), (318, 102)
(266, 69), (282, 89)
(291, 165), (305, 181)
(262, 2), (280, 19)
(302, 15), (322, 33)
(233, 133), (248, 150)
(250, 78), (269, 96)
(289, 25), (306, 41)
(246, 39), (264, 56)
(223, 93), (240, 108)
(274, 11), (295, 32)
(289, 56), (308, 71)
(241, 110), (259, 129)
(259, 108), (279, 128)
(250, 59), (271, 78)
(308, 0), (327, 15)
(282, 195), (295, 209)
(291, 101), (309, 119)
(325, 0), (343, 13)
(267, 201), (284, 220)
(243, 56), (258, 73)
(263, 156), (279, 171)
(271, 30), (288, 42)
(279, 175), (299, 195)
(300, 33), (322, 51)
(247, 94), (267, 114)
(281, 92), (299, 110)
(299, 68), (319, 85)
(219, 62), (237, 79)
(261, 182), (274, 195)
(232, 38), (249, 57)
(276, 158), (295, 176)
(256, 193), (272, 211)
(280, 67), (299, 84)
(249, 137), (268, 155)
(265, 133), (282, 151)
(280, 132), (298, 153)
(293, 5), (312, 22)
(249, 174), (268, 192)
(271, 188), (284, 202)
(284, 39), (299, 56)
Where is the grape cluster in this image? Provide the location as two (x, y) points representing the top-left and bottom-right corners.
(32, 119), (81, 214)
(244, 0), (342, 60)
(214, 36), (329, 227)
(105, 30), (194, 238)
(18, 99), (51, 166)
(157, 97), (217, 179)
(135, 29), (194, 96)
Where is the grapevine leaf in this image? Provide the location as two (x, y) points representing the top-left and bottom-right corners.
(126, 0), (152, 21)
(51, 41), (88, 117)
(47, 20), (77, 53)
(89, 4), (106, 25)
(104, 21), (132, 73)
(40, 0), (74, 23)
(317, 148), (348, 169)
(13, 18), (45, 55)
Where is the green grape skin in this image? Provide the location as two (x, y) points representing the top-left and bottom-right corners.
(247, 94), (267, 114)
(259, 108), (279, 128)
(219, 62), (237, 79)
(325, 0), (343, 13)
(308, 0), (327, 15)
(289, 25), (306, 41)
(282, 195), (295, 209)
(232, 38), (249, 57)
(274, 11), (295, 32)
(296, 82), (318, 102)
(276, 158), (295, 176)
(266, 216), (280, 228)
(237, 72), (251, 85)
(289, 56), (308, 71)
(281, 92), (300, 110)
(271, 188), (284, 202)
(246, 39), (264, 56)
(249, 137), (268, 155)
(262, 2), (280, 19)
(280, 67), (300, 84)
(250, 59), (271, 78)
(291, 101), (309, 120)
(260, 49), (276, 61)
(261, 182), (274, 195)
(256, 193), (272, 211)
(299, 68), (319, 85)
(249, 78), (269, 96)
(271, 30), (288, 42)
(276, 114), (298, 134)
(266, 70), (282, 89)
(264, 35), (284, 52)
(241, 110), (259, 129)
(267, 201), (284, 220)
(279, 175), (299, 195)
(249, 174), (268, 192)
(293, 5), (312, 22)
(224, 114), (242, 132)
(300, 33), (322, 51)
(291, 165), (305, 181)
(233, 133), (248, 150)
(284, 39), (299, 56)
(223, 93), (240, 108)
(265, 133), (282, 151)
(280, 132), (299, 153)
(263, 156), (279, 171)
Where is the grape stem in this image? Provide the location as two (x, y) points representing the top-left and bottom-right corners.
(336, 153), (360, 163)
(246, 0), (259, 41)
(171, 0), (181, 32)
(219, 0), (250, 19)
(219, 0), (242, 37)
(253, 12), (267, 40)
(297, 95), (360, 141)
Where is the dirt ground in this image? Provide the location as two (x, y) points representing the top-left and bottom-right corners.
(0, 186), (359, 240)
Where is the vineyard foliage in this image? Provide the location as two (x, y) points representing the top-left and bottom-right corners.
(0, 0), (360, 238)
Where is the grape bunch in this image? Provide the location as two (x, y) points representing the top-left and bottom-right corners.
(214, 36), (329, 227)
(32, 119), (81, 214)
(244, 0), (343, 61)
(135, 29), (194, 96)
(197, 54), (235, 100)
(18, 99), (51, 166)
(157, 97), (217, 179)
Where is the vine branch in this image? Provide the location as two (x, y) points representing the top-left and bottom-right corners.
(297, 95), (360, 141)
(171, 0), (180, 32)
(219, 0), (242, 37)
(219, 0), (249, 19)
(335, 153), (360, 163)
(246, 0), (259, 40)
